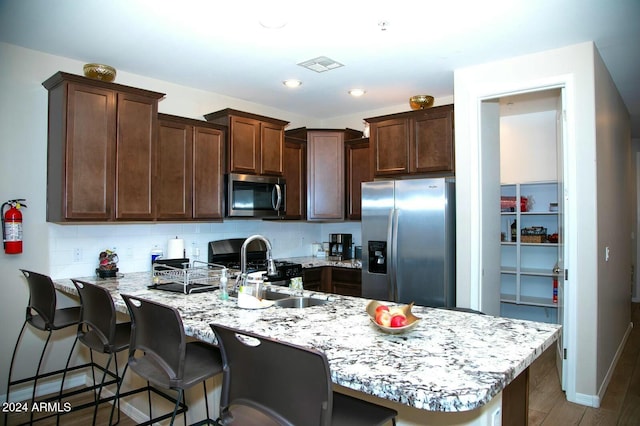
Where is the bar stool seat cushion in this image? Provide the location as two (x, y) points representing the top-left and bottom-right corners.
(28, 306), (81, 331)
(129, 341), (222, 390)
(79, 321), (131, 354)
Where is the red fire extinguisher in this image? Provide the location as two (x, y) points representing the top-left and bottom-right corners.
(2, 199), (27, 255)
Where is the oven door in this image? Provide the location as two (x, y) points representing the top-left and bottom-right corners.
(227, 173), (286, 218)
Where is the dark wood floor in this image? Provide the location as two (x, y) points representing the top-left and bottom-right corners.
(529, 303), (640, 425)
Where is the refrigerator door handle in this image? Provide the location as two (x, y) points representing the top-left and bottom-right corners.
(388, 208), (400, 301)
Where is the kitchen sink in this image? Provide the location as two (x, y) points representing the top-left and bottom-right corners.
(273, 297), (330, 308)
(262, 290), (292, 301)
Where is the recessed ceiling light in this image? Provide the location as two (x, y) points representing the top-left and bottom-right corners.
(283, 79), (302, 88)
(349, 89), (366, 97)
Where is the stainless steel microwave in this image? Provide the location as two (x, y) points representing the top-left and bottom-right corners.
(226, 173), (286, 218)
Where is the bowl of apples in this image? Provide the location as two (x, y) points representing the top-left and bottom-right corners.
(366, 300), (421, 334)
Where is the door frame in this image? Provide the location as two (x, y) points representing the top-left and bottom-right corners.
(468, 75), (577, 401)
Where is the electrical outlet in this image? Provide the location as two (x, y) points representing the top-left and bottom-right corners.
(73, 248), (82, 262)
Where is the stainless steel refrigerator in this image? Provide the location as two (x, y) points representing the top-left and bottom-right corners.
(361, 178), (455, 307)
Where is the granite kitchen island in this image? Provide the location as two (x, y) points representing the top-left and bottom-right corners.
(54, 271), (560, 426)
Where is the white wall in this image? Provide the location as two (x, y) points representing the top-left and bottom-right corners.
(500, 109), (558, 184)
(454, 41), (632, 406)
(593, 46), (634, 395)
(320, 95), (455, 130)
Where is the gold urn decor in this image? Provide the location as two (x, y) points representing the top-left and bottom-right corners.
(83, 63), (117, 82)
(409, 95), (434, 110)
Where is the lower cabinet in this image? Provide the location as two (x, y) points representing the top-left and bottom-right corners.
(302, 266), (362, 297)
(302, 267), (328, 292)
(331, 267), (362, 297)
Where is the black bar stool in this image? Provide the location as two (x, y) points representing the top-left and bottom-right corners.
(114, 294), (223, 425)
(54, 279), (132, 425)
(4, 270), (93, 425)
(211, 323), (398, 426)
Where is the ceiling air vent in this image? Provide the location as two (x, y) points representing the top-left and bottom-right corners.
(297, 56), (344, 73)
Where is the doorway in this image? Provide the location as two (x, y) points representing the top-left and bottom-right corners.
(480, 87), (568, 391)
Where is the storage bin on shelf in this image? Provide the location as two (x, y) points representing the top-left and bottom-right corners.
(521, 226), (547, 243)
(500, 196), (530, 212)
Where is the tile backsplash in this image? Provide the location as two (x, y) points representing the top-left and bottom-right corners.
(49, 220), (361, 279)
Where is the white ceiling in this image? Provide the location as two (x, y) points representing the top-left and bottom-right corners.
(1, 0), (639, 136)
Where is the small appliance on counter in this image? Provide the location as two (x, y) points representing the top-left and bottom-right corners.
(328, 233), (352, 261)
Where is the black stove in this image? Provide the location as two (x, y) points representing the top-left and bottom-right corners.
(208, 238), (302, 285)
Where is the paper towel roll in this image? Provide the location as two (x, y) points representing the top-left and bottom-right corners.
(167, 238), (185, 259)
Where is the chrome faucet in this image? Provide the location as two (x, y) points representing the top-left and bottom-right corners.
(238, 235), (276, 289)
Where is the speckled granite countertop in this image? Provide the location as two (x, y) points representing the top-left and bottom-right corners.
(283, 256), (362, 269)
(54, 272), (560, 413)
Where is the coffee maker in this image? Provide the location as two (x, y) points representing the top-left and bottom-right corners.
(328, 234), (352, 261)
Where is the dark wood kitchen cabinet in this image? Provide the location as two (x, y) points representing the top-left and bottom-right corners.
(157, 114), (225, 221)
(330, 267), (362, 297)
(366, 104), (454, 177)
(345, 137), (371, 220)
(204, 109), (288, 176)
(302, 266), (361, 296)
(286, 128), (363, 221)
(283, 136), (306, 220)
(43, 72), (164, 222)
(302, 267), (329, 292)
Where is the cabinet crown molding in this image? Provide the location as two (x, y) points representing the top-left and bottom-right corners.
(42, 71), (165, 100)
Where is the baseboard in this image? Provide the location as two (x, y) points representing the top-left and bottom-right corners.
(572, 392), (600, 407)
(595, 321), (634, 406)
(1, 371), (87, 404)
(95, 386), (149, 424)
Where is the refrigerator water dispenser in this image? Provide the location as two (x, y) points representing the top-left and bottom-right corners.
(368, 241), (387, 274)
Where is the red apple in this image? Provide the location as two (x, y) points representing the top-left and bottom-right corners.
(390, 314), (408, 328)
(375, 304), (390, 315)
(375, 310), (392, 327)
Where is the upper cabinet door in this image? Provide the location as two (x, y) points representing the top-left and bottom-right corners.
(411, 106), (454, 174)
(345, 138), (371, 220)
(283, 137), (306, 220)
(260, 121), (285, 176)
(156, 118), (193, 220)
(307, 131), (345, 220)
(59, 83), (116, 221)
(229, 115), (260, 174)
(370, 118), (410, 176)
(192, 125), (224, 220)
(115, 92), (158, 220)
